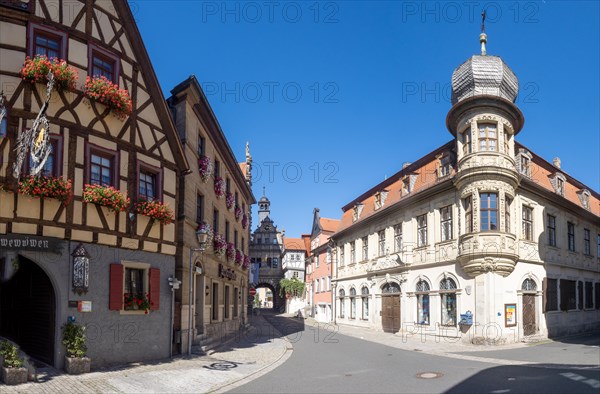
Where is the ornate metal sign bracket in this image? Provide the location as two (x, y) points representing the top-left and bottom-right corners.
(12, 71), (55, 180)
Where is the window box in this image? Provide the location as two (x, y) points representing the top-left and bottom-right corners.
(234, 205), (242, 221)
(241, 213), (248, 229)
(226, 242), (235, 262)
(242, 255), (250, 270)
(235, 249), (243, 265)
(213, 234), (227, 257)
(20, 55), (78, 91)
(18, 175), (72, 206)
(83, 76), (132, 120)
(123, 292), (152, 313)
(198, 155), (213, 183)
(214, 176), (225, 199)
(225, 191), (235, 210)
(83, 184), (130, 213)
(135, 199), (174, 225)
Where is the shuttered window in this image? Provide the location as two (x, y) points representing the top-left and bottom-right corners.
(109, 264), (160, 311)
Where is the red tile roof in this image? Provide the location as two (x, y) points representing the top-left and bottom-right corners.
(284, 238), (306, 250)
(335, 140), (598, 236)
(320, 218), (340, 233)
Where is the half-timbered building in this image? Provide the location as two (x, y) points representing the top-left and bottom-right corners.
(0, 0), (188, 368)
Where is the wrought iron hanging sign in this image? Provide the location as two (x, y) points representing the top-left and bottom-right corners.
(12, 71), (55, 180)
(72, 243), (90, 294)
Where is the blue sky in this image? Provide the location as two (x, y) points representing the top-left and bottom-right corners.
(135, 1), (599, 238)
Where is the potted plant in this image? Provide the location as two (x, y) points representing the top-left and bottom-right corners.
(135, 199), (174, 225)
(82, 184), (130, 213)
(83, 75), (132, 120)
(241, 213), (248, 229)
(235, 249), (243, 265)
(234, 205), (242, 221)
(18, 175), (73, 206)
(0, 341), (28, 385)
(61, 321), (90, 374)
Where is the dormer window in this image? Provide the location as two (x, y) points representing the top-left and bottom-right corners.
(516, 148), (532, 177)
(550, 172), (566, 196)
(374, 193), (382, 210)
(352, 204), (364, 222)
(577, 189), (591, 210)
(401, 177), (411, 195)
(478, 123), (497, 152)
(374, 190), (388, 210)
(438, 154), (452, 178)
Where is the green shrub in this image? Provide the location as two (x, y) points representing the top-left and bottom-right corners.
(0, 341), (24, 368)
(61, 322), (87, 358)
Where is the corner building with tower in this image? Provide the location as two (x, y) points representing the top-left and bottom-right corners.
(331, 31), (599, 342)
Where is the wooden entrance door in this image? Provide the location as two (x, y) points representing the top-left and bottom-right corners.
(523, 294), (536, 336)
(382, 295), (400, 333)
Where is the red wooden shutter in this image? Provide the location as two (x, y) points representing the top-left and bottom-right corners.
(149, 268), (160, 310)
(109, 264), (124, 310)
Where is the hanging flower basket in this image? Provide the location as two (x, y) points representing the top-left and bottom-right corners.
(213, 234), (226, 256)
(20, 55), (78, 91)
(235, 249), (243, 265)
(123, 292), (152, 313)
(242, 255), (250, 270)
(82, 184), (130, 213)
(83, 76), (132, 120)
(198, 156), (213, 183)
(136, 199), (174, 225)
(225, 192), (235, 210)
(241, 213), (248, 229)
(18, 175), (72, 206)
(214, 176), (225, 199)
(226, 242), (235, 262)
(234, 205), (242, 221)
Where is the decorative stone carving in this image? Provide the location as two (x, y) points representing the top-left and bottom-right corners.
(457, 232), (518, 277)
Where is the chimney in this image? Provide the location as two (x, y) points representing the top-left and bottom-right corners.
(402, 162), (412, 169)
(553, 157), (561, 168)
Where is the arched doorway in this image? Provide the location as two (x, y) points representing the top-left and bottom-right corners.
(254, 283), (278, 310)
(521, 278), (538, 336)
(381, 282), (401, 333)
(0, 256), (56, 365)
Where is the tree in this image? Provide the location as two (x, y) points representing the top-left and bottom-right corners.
(279, 277), (305, 298)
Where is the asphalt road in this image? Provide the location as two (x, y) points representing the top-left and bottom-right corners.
(231, 313), (600, 394)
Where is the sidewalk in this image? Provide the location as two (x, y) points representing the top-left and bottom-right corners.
(0, 314), (292, 394)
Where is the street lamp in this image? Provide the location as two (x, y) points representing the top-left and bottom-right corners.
(188, 223), (209, 356)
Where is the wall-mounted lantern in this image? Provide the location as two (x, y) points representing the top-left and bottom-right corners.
(72, 243), (90, 294)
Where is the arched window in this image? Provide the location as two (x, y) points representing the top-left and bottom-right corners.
(349, 288), (357, 319)
(338, 289), (345, 318)
(440, 278), (457, 326)
(522, 278), (537, 292)
(361, 287), (369, 320)
(382, 282), (401, 294)
(415, 280), (430, 325)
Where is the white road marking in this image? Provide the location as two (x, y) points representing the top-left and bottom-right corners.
(560, 372), (600, 389)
